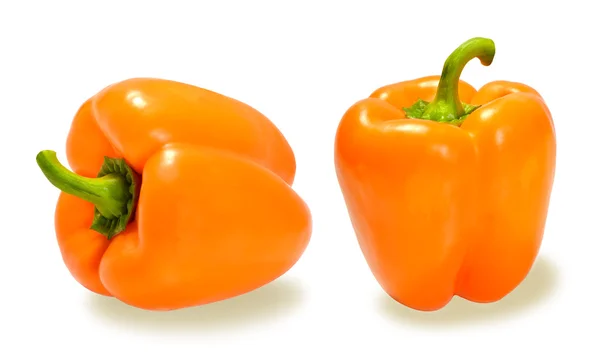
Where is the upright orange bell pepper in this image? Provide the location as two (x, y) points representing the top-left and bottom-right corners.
(36, 78), (312, 311)
(334, 37), (556, 311)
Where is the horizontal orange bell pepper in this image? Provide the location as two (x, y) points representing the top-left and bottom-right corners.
(36, 78), (312, 311)
(334, 37), (556, 311)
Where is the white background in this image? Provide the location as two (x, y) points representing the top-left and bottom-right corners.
(1, 0), (598, 359)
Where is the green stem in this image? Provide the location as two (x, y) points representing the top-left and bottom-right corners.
(404, 37), (495, 125)
(36, 150), (140, 239)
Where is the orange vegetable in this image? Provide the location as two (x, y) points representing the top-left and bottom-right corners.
(334, 37), (556, 311)
(36, 78), (311, 311)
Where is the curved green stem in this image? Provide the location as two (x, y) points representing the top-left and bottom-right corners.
(36, 150), (140, 239)
(404, 37), (496, 125)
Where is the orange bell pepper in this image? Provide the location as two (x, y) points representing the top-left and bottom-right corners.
(334, 37), (556, 311)
(36, 78), (312, 311)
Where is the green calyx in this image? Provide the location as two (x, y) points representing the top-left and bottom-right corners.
(403, 99), (482, 126)
(36, 150), (140, 239)
(403, 37), (496, 126)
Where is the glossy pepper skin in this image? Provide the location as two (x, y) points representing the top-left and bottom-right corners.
(334, 38), (556, 311)
(37, 78), (311, 311)
(67, 78), (296, 184)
